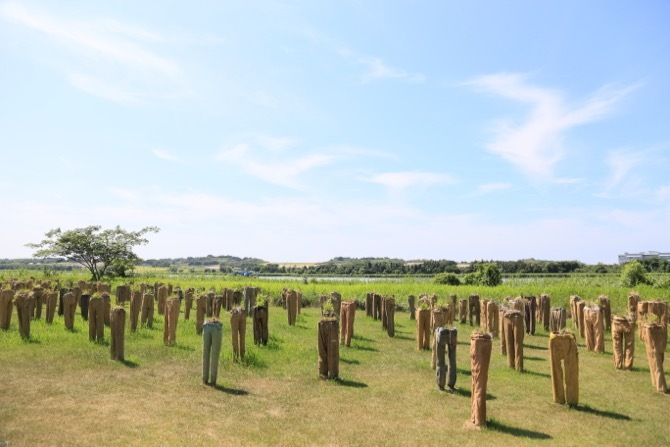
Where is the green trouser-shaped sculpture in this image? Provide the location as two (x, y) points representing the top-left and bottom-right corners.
(202, 320), (223, 386)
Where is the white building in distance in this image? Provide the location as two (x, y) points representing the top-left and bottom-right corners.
(618, 251), (670, 264)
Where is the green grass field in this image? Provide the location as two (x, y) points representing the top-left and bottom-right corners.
(1, 277), (669, 446)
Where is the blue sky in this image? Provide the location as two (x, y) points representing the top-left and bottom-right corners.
(1, 1), (668, 264)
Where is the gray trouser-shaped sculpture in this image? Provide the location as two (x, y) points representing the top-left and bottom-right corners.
(202, 320), (223, 386)
(435, 327), (457, 391)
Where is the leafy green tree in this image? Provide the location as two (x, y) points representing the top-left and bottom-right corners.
(477, 263), (502, 286)
(433, 272), (461, 285)
(462, 263), (502, 286)
(27, 225), (159, 280)
(621, 260), (649, 287)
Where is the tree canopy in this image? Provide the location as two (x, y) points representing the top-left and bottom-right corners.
(620, 260), (649, 287)
(27, 225), (160, 280)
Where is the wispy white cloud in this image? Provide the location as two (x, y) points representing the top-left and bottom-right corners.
(215, 143), (337, 189)
(366, 171), (454, 190)
(0, 2), (191, 104)
(152, 149), (180, 162)
(69, 73), (143, 104)
(299, 28), (425, 84)
(467, 73), (638, 180)
(473, 182), (512, 195)
(600, 149), (645, 195)
(359, 57), (426, 83)
(255, 135), (297, 152)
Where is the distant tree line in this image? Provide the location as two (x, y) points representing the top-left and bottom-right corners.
(0, 258), (80, 272)
(136, 256), (670, 276)
(13, 250), (670, 278)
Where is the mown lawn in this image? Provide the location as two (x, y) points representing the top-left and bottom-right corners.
(1, 284), (669, 446)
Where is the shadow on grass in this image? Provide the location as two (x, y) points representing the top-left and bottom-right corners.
(393, 335), (413, 341)
(22, 336), (41, 344)
(457, 367), (472, 376)
(334, 378), (368, 388)
(530, 332), (549, 338)
(352, 334), (374, 342)
(120, 359), (139, 368)
(211, 384), (249, 395)
(240, 352), (267, 369)
(352, 344), (378, 352)
(453, 388), (495, 400)
(570, 404), (632, 421)
(486, 418), (552, 439)
(171, 343), (195, 352)
(522, 369), (551, 378)
(296, 325), (309, 330)
(340, 357), (360, 365)
(524, 344), (548, 351)
(133, 330), (155, 339)
(524, 356), (545, 361)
